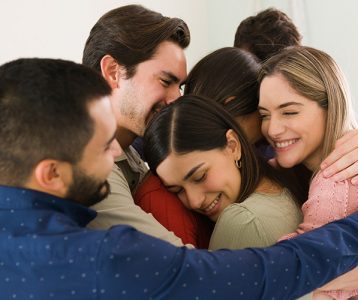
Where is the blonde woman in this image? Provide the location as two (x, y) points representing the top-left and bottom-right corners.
(258, 46), (358, 300)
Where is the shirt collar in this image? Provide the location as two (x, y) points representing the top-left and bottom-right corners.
(0, 185), (97, 226)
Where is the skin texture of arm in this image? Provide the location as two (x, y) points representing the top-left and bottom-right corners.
(317, 268), (358, 292)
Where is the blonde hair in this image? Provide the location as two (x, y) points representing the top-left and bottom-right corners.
(259, 46), (357, 169)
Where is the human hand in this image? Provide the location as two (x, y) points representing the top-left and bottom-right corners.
(316, 267), (358, 291)
(321, 130), (358, 185)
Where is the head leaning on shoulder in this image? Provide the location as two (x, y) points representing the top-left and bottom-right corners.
(143, 95), (268, 220)
(258, 46), (357, 172)
(82, 4), (190, 139)
(0, 58), (121, 207)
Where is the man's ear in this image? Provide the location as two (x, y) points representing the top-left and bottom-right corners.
(31, 160), (72, 198)
(100, 55), (124, 89)
(226, 129), (241, 160)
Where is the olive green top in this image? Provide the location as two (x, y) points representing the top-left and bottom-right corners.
(209, 189), (303, 250)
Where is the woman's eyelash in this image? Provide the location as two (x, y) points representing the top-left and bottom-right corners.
(194, 173), (206, 183)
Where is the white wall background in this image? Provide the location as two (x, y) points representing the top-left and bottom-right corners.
(0, 0), (357, 111)
(0, 0), (210, 75)
(206, 0), (358, 112)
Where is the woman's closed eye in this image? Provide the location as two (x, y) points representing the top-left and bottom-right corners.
(167, 186), (184, 195)
(283, 111), (299, 116)
(193, 172), (206, 183)
(259, 113), (270, 120)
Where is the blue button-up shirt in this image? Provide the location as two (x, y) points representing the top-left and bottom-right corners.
(0, 185), (357, 299)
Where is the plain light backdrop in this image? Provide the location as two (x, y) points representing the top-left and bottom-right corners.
(1, 0), (357, 111)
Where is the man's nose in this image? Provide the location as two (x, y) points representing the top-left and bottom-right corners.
(111, 139), (123, 158)
(165, 86), (181, 105)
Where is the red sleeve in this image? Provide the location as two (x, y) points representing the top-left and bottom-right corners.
(134, 174), (214, 248)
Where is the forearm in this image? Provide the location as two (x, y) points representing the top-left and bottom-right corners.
(101, 213), (358, 299)
(317, 267), (358, 291)
(207, 214), (358, 299)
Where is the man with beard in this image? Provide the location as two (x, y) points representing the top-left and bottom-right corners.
(82, 5), (189, 245)
(0, 58), (120, 207)
(0, 58), (357, 299)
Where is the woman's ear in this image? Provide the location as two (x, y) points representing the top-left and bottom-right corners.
(30, 160), (72, 198)
(226, 129), (241, 160)
(100, 55), (123, 89)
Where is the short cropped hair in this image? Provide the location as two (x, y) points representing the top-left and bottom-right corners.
(82, 4), (190, 78)
(0, 58), (111, 186)
(234, 8), (302, 61)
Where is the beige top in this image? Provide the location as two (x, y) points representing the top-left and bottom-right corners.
(115, 146), (148, 193)
(88, 148), (184, 247)
(209, 189), (303, 250)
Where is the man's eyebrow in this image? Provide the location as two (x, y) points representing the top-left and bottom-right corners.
(258, 102), (304, 111)
(161, 71), (181, 84)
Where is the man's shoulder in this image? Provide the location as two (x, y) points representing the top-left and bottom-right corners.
(122, 146), (148, 174)
(115, 146), (148, 192)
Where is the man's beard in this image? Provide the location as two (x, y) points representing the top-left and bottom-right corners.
(119, 83), (145, 136)
(66, 166), (110, 207)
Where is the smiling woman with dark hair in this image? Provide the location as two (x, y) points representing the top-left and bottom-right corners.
(142, 95), (304, 250)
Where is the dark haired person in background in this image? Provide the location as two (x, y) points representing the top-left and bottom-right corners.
(234, 7), (302, 61)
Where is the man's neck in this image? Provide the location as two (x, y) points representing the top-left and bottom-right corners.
(116, 127), (137, 150)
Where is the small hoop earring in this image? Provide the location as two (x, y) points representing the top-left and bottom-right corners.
(235, 159), (241, 169)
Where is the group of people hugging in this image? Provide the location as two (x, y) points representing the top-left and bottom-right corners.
(85, 6), (358, 300)
(1, 4), (358, 300)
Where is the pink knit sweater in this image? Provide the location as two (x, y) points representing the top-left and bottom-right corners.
(281, 171), (358, 299)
